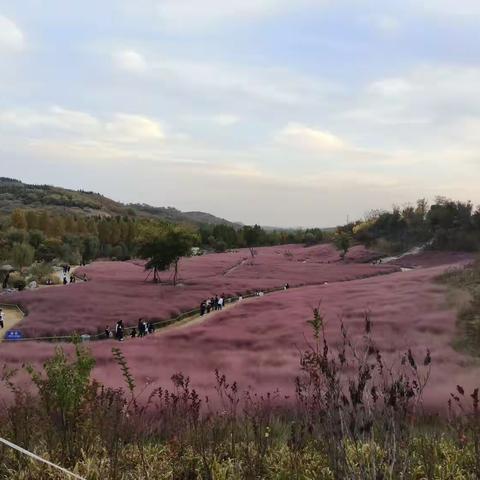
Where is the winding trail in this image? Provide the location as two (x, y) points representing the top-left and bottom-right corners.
(2, 244), (463, 343)
(154, 294), (263, 336)
(0, 265), (403, 342)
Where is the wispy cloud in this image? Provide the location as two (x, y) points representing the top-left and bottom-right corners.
(113, 49), (148, 74)
(0, 15), (25, 52)
(0, 106), (166, 162)
(362, 14), (401, 34)
(155, 0), (321, 32)
(277, 123), (346, 152)
(211, 114), (240, 126)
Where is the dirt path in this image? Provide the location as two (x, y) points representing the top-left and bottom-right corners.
(223, 258), (248, 276)
(153, 294), (268, 337)
(0, 304), (24, 340)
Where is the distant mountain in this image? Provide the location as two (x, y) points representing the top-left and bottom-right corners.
(0, 177), (240, 227)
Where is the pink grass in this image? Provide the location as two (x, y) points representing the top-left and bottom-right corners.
(0, 245), (475, 411)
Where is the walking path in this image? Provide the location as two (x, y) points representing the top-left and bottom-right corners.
(153, 296), (257, 336)
(0, 257), (418, 343)
(223, 258), (248, 276)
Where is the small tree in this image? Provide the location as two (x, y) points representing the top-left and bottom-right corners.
(11, 209), (27, 230)
(137, 224), (198, 285)
(334, 232), (351, 260)
(242, 224), (263, 261)
(26, 340), (96, 464)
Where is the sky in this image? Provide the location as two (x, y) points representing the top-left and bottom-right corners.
(0, 1), (479, 227)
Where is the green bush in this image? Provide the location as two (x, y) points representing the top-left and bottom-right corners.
(10, 242), (35, 268)
(28, 261), (53, 283)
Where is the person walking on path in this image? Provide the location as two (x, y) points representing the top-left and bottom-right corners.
(137, 318), (145, 337)
(0, 309), (4, 329)
(115, 320), (124, 341)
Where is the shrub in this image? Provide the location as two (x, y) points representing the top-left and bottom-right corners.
(10, 242), (35, 268)
(25, 340), (96, 465)
(7, 272), (27, 290)
(12, 277), (27, 290)
(438, 259), (480, 355)
(28, 261), (54, 283)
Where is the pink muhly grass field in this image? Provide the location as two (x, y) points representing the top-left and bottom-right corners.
(1, 244), (394, 338)
(0, 247), (476, 411)
(0, 261), (473, 411)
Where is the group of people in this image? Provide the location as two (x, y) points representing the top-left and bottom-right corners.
(61, 265), (89, 285)
(200, 295), (225, 316)
(105, 318), (155, 341)
(101, 283), (292, 342)
(62, 265), (76, 285)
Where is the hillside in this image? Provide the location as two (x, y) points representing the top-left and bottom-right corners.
(0, 177), (239, 227)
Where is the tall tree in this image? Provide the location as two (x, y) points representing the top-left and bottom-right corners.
(137, 224), (198, 285)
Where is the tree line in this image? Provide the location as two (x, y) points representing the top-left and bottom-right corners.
(337, 197), (480, 254)
(0, 209), (327, 270)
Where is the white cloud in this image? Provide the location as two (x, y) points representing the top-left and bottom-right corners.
(0, 106), (100, 132)
(211, 114), (240, 126)
(0, 15), (25, 52)
(364, 14), (401, 34)
(375, 15), (400, 33)
(340, 65), (480, 138)
(277, 123), (346, 151)
(0, 106), (166, 162)
(369, 78), (413, 97)
(118, 52), (340, 107)
(106, 113), (165, 142)
(113, 49), (147, 73)
(413, 0), (480, 16)
(50, 106), (101, 132)
(155, 0), (319, 32)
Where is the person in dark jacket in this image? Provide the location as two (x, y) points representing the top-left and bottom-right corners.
(137, 318), (145, 337)
(115, 320), (124, 341)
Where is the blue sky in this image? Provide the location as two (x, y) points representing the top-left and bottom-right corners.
(1, 0), (479, 227)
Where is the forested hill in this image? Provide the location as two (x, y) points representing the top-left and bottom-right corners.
(0, 178), (239, 227)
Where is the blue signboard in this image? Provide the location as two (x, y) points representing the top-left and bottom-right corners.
(5, 330), (23, 341)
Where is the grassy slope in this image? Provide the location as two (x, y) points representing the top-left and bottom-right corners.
(0, 177), (238, 227)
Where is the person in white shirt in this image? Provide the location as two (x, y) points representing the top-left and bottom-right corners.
(0, 309), (4, 329)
